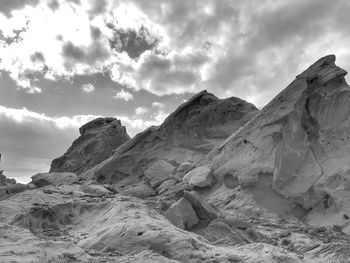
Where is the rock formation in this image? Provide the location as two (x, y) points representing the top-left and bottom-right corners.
(197, 55), (350, 233)
(80, 91), (258, 190)
(2, 55), (350, 262)
(50, 117), (130, 174)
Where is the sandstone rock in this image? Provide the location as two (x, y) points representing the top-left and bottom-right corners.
(165, 197), (199, 230)
(158, 181), (193, 200)
(120, 183), (156, 198)
(50, 117), (130, 174)
(144, 160), (176, 188)
(194, 218), (247, 246)
(183, 166), (213, 188)
(31, 172), (78, 187)
(5, 183), (27, 195)
(156, 179), (178, 195)
(81, 184), (111, 196)
(0, 183), (27, 199)
(223, 216), (251, 230)
(183, 190), (217, 220)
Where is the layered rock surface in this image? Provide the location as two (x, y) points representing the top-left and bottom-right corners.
(50, 117), (130, 174)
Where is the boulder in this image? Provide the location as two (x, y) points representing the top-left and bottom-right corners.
(144, 160), (176, 188)
(50, 117), (130, 174)
(165, 197), (199, 230)
(183, 166), (213, 188)
(176, 162), (194, 177)
(183, 190), (217, 220)
(31, 172), (78, 187)
(156, 179), (178, 195)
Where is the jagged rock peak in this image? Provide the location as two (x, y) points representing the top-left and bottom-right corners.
(79, 117), (125, 135)
(159, 90), (258, 140)
(296, 54), (347, 82)
(50, 117), (130, 175)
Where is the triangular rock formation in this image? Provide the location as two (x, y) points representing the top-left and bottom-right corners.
(50, 117), (130, 174)
(200, 55), (350, 232)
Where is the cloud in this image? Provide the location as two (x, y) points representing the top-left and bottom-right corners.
(89, 0), (108, 16)
(16, 78), (42, 94)
(113, 89), (134, 101)
(0, 0), (39, 17)
(108, 25), (158, 59)
(81, 83), (95, 93)
(119, 110), (168, 136)
(0, 105), (100, 129)
(47, 0), (59, 11)
(135, 106), (148, 115)
(30, 51), (45, 63)
(62, 40), (109, 66)
(152, 101), (165, 109)
(1, 0), (350, 106)
(110, 50), (209, 96)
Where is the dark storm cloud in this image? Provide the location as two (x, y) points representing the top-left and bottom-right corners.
(108, 25), (158, 59)
(68, 0), (80, 5)
(244, 0), (343, 52)
(129, 0), (240, 48)
(90, 26), (102, 40)
(30, 52), (45, 63)
(0, 21), (29, 45)
(127, 51), (209, 95)
(62, 41), (109, 66)
(47, 0), (59, 11)
(121, 0), (350, 103)
(89, 0), (108, 16)
(0, 0), (39, 17)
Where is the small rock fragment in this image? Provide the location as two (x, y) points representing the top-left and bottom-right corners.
(183, 166), (213, 188)
(165, 197), (199, 230)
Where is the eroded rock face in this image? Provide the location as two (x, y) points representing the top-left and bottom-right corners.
(0, 187), (307, 263)
(50, 117), (130, 175)
(200, 55), (350, 231)
(81, 91), (258, 187)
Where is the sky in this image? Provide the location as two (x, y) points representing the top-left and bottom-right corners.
(1, 0), (350, 183)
